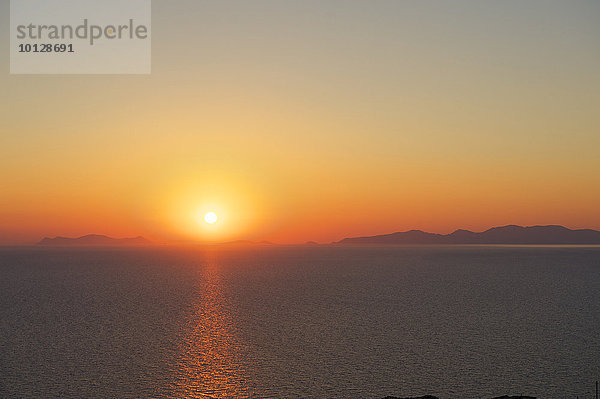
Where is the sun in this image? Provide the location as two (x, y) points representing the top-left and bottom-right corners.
(204, 211), (218, 224)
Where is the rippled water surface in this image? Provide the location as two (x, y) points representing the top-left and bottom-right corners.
(1, 246), (599, 398)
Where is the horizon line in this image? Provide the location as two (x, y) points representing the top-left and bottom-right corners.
(5, 223), (599, 247)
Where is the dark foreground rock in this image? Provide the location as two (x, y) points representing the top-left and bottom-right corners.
(491, 396), (536, 399)
(381, 396), (535, 399)
(381, 396), (440, 399)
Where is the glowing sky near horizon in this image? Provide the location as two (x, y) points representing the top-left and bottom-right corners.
(0, 0), (599, 244)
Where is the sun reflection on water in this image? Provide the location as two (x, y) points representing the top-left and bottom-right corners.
(170, 252), (250, 398)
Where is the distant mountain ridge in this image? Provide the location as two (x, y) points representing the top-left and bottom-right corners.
(337, 225), (600, 245)
(37, 234), (151, 246)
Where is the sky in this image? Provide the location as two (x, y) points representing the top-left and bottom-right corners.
(1, 0), (599, 244)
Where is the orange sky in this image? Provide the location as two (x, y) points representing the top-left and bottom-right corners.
(1, 1), (599, 245)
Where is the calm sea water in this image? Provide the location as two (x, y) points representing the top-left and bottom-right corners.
(0, 246), (598, 399)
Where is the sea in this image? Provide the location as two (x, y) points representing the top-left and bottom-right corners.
(0, 245), (599, 399)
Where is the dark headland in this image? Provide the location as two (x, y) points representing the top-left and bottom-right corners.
(337, 225), (600, 245)
(37, 234), (151, 246)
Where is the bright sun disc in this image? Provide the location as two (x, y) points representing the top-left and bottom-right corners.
(204, 211), (218, 224)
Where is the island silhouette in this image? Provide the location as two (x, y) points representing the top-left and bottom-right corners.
(336, 225), (600, 245)
(37, 234), (151, 246)
(36, 225), (600, 246)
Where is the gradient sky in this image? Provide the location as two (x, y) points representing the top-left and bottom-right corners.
(1, 0), (599, 244)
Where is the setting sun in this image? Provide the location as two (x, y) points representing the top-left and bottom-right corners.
(204, 212), (218, 225)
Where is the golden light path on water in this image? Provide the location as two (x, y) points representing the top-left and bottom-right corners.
(170, 252), (250, 398)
